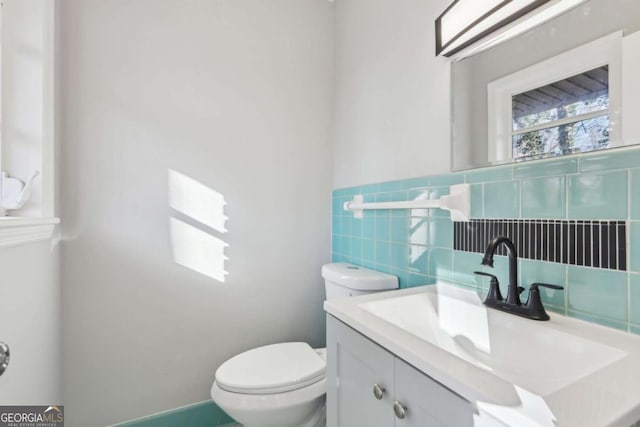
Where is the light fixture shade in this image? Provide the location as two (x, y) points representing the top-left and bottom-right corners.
(435, 0), (551, 57)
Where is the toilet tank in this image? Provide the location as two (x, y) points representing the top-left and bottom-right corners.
(321, 263), (398, 300)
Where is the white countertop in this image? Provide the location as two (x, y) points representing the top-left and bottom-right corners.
(324, 282), (640, 427)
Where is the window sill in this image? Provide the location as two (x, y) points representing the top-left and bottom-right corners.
(0, 217), (60, 249)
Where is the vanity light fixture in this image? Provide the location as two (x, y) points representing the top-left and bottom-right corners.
(436, 0), (588, 59)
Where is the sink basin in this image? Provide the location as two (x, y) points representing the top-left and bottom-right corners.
(358, 283), (626, 396)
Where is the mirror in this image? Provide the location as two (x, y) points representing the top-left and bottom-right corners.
(451, 0), (640, 171)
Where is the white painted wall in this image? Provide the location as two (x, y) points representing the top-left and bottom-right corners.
(332, 0), (452, 189)
(0, 241), (61, 404)
(59, 1), (333, 426)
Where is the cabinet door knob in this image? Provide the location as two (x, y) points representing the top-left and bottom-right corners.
(372, 383), (385, 400)
(0, 342), (9, 377)
(393, 401), (407, 419)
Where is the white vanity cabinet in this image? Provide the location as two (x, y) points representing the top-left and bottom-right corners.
(327, 315), (474, 427)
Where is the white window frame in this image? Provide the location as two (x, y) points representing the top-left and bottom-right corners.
(487, 31), (622, 163)
(0, 0), (58, 248)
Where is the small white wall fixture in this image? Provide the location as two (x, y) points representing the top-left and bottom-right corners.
(0, 171), (40, 216)
(344, 183), (471, 222)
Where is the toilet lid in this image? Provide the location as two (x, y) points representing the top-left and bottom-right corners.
(215, 342), (326, 395)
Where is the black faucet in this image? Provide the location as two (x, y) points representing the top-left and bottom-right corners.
(474, 236), (564, 321)
(480, 236), (520, 305)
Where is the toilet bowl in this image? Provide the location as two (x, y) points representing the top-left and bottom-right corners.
(211, 263), (398, 426)
(211, 343), (327, 427)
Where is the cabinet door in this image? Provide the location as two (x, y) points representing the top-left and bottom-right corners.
(327, 315), (395, 427)
(394, 358), (474, 427)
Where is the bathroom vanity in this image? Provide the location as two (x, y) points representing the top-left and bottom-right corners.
(324, 282), (640, 426)
(326, 315), (473, 426)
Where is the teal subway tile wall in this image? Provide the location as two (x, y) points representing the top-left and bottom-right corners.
(332, 147), (640, 333)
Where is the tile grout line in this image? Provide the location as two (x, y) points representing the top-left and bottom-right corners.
(628, 271), (632, 332)
(628, 169), (632, 331)
(564, 262), (569, 315)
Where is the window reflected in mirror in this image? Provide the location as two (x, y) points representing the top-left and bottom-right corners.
(512, 66), (610, 160)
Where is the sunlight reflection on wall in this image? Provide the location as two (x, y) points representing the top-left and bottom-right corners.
(169, 170), (228, 233)
(168, 170), (228, 282)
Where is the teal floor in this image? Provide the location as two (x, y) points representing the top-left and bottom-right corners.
(114, 401), (235, 427)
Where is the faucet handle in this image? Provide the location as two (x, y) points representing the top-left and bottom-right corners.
(530, 283), (564, 291)
(473, 271), (497, 280)
(474, 271), (503, 302)
(525, 283), (564, 321)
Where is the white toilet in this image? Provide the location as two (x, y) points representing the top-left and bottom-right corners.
(210, 262), (398, 427)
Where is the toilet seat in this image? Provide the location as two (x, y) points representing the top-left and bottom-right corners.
(215, 342), (326, 395)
